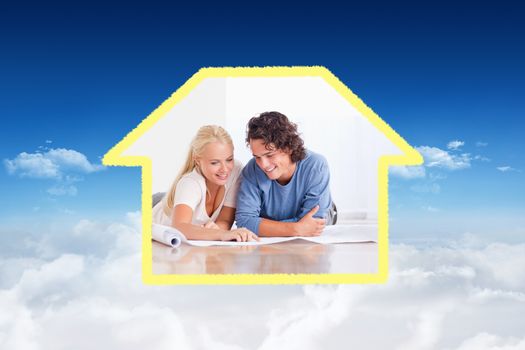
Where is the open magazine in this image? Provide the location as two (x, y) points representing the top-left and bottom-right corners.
(152, 223), (377, 248)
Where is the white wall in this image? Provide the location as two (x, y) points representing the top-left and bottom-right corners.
(124, 76), (402, 218)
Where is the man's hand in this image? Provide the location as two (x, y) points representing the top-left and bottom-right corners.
(294, 205), (326, 236)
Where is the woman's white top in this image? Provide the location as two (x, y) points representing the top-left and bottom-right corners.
(152, 161), (243, 226)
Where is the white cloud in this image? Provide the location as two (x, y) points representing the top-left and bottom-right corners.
(46, 185), (78, 196)
(4, 148), (104, 180)
(390, 165), (426, 179)
(447, 140), (465, 151)
(455, 333), (525, 350)
(59, 208), (75, 215)
(38, 300), (193, 350)
(474, 155), (491, 162)
(4, 147), (105, 197)
(468, 287), (525, 303)
(395, 300), (456, 350)
(391, 142), (490, 184)
(410, 183), (441, 194)
(417, 146), (471, 170)
(476, 142), (488, 147)
(45, 148), (104, 174)
(497, 166), (520, 173)
(0, 290), (39, 350)
(4, 152), (60, 178)
(14, 254), (85, 304)
(258, 285), (355, 350)
(422, 206), (440, 212)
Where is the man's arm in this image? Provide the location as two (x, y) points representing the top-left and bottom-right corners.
(296, 157), (332, 220)
(235, 158), (330, 237)
(257, 206), (325, 237)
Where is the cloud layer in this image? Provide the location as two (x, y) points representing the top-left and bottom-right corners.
(1, 215), (525, 350)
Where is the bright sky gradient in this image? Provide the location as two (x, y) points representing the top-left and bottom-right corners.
(1, 2), (525, 349)
(2, 1), (523, 242)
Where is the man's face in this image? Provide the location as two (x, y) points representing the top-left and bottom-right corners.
(249, 139), (295, 184)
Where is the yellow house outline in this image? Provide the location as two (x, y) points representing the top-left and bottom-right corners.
(103, 66), (423, 285)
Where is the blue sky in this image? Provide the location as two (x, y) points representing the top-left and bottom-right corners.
(1, 1), (524, 241)
(2, 2), (525, 349)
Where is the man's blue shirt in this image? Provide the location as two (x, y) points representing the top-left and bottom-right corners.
(235, 150), (332, 234)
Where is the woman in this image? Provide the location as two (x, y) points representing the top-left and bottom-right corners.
(153, 125), (258, 242)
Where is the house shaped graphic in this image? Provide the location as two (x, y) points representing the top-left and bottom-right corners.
(103, 66), (422, 284)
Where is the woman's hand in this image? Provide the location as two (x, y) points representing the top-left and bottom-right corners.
(221, 228), (260, 242)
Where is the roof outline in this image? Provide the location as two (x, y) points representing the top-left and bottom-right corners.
(103, 66), (423, 284)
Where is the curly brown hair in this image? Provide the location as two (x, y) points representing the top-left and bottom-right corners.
(246, 111), (306, 163)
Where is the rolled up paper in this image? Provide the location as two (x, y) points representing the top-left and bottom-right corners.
(152, 223), (187, 248)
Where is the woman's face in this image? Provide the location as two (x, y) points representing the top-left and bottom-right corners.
(196, 142), (234, 187)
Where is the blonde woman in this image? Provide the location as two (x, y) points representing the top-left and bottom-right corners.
(153, 125), (259, 242)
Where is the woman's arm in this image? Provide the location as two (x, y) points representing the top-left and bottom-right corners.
(214, 206), (235, 230)
(171, 204), (257, 242)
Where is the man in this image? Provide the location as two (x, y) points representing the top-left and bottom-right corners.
(235, 111), (336, 237)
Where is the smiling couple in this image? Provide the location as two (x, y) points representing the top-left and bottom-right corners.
(152, 111), (337, 242)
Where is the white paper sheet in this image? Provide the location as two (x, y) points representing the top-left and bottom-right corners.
(152, 223), (377, 248)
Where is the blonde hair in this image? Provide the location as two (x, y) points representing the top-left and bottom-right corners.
(164, 125), (233, 215)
